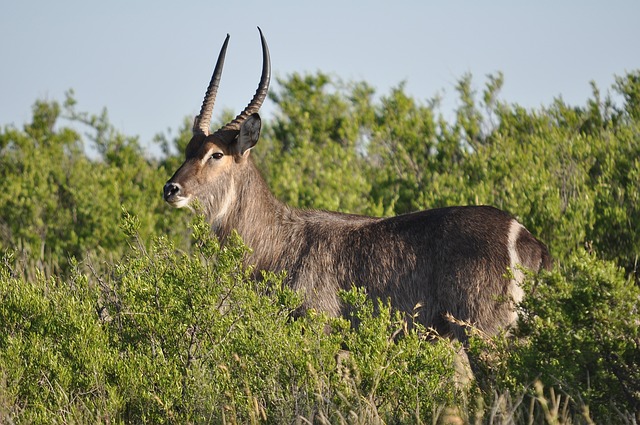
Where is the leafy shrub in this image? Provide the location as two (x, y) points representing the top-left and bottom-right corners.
(0, 253), (120, 423)
(0, 93), (190, 278)
(2, 69), (640, 423)
(470, 249), (640, 422)
(0, 213), (459, 423)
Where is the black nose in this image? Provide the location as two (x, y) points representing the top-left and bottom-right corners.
(163, 182), (181, 201)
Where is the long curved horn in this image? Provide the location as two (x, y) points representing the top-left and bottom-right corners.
(218, 27), (271, 132)
(192, 34), (230, 137)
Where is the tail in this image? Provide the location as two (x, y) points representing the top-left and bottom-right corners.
(514, 224), (552, 272)
(538, 241), (553, 271)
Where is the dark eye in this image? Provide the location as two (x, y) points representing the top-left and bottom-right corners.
(209, 152), (223, 161)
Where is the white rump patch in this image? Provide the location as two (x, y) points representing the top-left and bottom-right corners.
(507, 220), (525, 323)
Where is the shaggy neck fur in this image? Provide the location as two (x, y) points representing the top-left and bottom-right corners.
(206, 160), (305, 273)
(205, 159), (375, 282)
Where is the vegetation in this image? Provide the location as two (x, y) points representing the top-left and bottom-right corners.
(1, 70), (639, 423)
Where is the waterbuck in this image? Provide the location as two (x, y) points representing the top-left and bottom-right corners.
(163, 28), (551, 343)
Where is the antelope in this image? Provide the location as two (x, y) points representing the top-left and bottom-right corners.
(163, 28), (551, 343)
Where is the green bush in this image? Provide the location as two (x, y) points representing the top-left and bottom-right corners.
(470, 249), (640, 422)
(0, 213), (459, 423)
(0, 253), (120, 423)
(1, 69), (640, 422)
(0, 93), (191, 278)
(519, 250), (639, 419)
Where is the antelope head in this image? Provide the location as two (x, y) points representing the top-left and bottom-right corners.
(163, 28), (271, 216)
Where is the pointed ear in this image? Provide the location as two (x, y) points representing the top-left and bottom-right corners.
(237, 113), (261, 157)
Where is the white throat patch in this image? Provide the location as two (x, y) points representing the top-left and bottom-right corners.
(212, 184), (236, 227)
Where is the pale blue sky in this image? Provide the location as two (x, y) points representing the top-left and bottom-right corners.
(2, 1), (639, 155)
